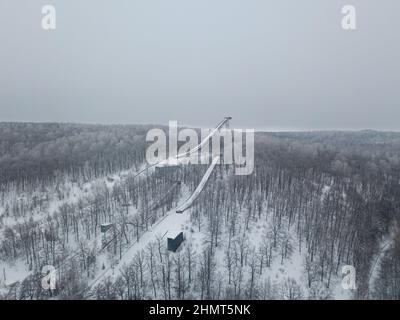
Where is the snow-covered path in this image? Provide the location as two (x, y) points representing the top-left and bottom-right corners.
(367, 237), (392, 297)
(88, 209), (190, 290)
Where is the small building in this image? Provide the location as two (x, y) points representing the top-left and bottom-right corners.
(167, 232), (184, 252)
(155, 165), (179, 178)
(100, 223), (113, 233)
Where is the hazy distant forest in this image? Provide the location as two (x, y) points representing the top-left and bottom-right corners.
(0, 122), (399, 300)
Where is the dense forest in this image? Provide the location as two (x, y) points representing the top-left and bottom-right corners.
(0, 123), (399, 300)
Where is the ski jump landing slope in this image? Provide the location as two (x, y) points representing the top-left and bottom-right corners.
(175, 156), (220, 213)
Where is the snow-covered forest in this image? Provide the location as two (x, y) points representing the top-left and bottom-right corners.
(0, 123), (399, 300)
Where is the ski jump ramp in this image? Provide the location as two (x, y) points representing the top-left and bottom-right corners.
(131, 116), (231, 177)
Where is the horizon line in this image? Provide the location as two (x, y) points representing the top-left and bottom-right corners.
(1, 120), (400, 133)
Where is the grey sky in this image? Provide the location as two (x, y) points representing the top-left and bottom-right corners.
(0, 0), (399, 130)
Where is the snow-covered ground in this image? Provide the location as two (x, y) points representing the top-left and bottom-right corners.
(0, 259), (30, 291)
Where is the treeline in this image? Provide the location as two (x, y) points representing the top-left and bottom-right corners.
(0, 122), (154, 187)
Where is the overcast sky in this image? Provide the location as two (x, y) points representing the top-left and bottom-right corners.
(0, 0), (399, 130)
